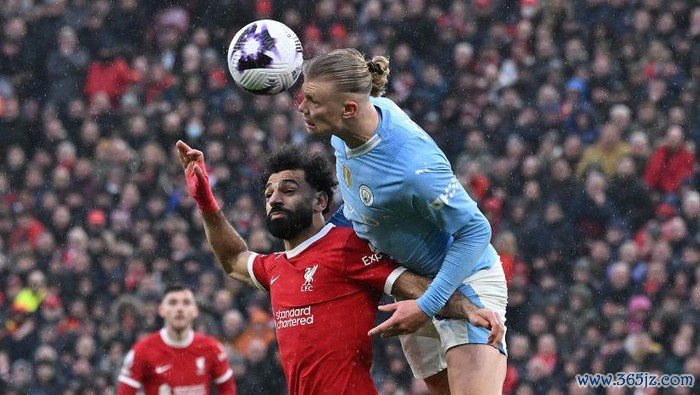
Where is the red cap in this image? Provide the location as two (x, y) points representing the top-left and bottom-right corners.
(330, 24), (347, 41)
(304, 25), (322, 42)
(656, 203), (675, 219)
(209, 68), (228, 88)
(255, 0), (272, 17)
(87, 209), (106, 226)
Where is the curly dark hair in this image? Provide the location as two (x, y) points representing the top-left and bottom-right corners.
(260, 145), (337, 214)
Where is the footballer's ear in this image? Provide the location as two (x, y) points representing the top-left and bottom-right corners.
(314, 191), (329, 213)
(342, 99), (359, 119)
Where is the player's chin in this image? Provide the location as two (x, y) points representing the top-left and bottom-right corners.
(304, 122), (327, 136)
(171, 317), (191, 329)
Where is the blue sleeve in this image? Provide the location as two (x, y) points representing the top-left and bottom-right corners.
(401, 144), (490, 316)
(416, 213), (491, 316)
(327, 204), (353, 227)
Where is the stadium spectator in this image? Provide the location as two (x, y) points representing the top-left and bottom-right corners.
(84, 45), (139, 107)
(644, 125), (696, 196)
(576, 123), (631, 178)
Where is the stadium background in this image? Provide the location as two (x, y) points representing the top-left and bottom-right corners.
(0, 0), (699, 394)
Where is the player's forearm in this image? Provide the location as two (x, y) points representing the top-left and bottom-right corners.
(391, 270), (427, 300)
(201, 209), (251, 283)
(391, 271), (477, 319)
(416, 212), (491, 316)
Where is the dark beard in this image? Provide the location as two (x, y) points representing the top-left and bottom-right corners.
(266, 204), (313, 240)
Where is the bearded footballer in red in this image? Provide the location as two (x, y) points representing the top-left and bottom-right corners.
(116, 284), (235, 395)
(248, 222), (404, 393)
(176, 141), (504, 394)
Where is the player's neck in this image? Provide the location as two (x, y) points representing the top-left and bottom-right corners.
(164, 326), (194, 345)
(338, 102), (379, 149)
(283, 215), (326, 251)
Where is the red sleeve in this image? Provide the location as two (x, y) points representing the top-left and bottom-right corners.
(116, 348), (145, 395)
(84, 62), (100, 99)
(643, 148), (665, 190)
(342, 234), (405, 295)
(248, 253), (271, 291)
(210, 340), (236, 395)
(114, 59), (136, 83)
(115, 383), (137, 395)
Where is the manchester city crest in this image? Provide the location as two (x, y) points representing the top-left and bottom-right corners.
(359, 185), (373, 206)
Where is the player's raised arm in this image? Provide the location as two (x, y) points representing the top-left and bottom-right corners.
(176, 140), (254, 285)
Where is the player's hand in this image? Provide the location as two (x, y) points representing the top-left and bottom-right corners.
(466, 308), (504, 348)
(176, 140), (220, 213)
(368, 300), (429, 337)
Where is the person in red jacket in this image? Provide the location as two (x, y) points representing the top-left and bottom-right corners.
(116, 283), (236, 395)
(84, 46), (140, 108)
(644, 125), (696, 195)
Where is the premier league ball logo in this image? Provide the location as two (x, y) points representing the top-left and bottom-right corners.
(227, 20), (303, 95)
(231, 23), (276, 73)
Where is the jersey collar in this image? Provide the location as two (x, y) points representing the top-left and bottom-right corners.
(285, 223), (335, 259)
(346, 133), (382, 158)
(160, 327), (195, 348)
(346, 105), (383, 159)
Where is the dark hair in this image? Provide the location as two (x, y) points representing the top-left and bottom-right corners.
(162, 283), (194, 299)
(260, 145), (337, 214)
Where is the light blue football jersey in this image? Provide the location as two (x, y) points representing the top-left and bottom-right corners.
(331, 97), (498, 314)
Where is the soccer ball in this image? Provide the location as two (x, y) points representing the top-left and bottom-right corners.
(227, 20), (303, 95)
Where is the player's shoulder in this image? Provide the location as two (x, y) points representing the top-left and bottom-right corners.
(193, 332), (220, 345)
(332, 227), (374, 255)
(192, 333), (226, 352)
(394, 131), (451, 180)
(371, 97), (422, 134)
(324, 225), (358, 247)
(371, 99), (444, 161)
(295, 225), (366, 265)
(254, 251), (286, 264)
(135, 331), (163, 347)
(293, 225), (355, 258)
(370, 96), (404, 117)
(131, 331), (163, 354)
(326, 224), (354, 238)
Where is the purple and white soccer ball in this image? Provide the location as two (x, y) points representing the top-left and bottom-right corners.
(227, 20), (303, 95)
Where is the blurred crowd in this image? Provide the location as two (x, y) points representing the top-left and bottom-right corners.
(0, 0), (699, 394)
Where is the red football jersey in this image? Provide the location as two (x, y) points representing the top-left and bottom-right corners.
(117, 328), (236, 395)
(247, 224), (405, 395)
